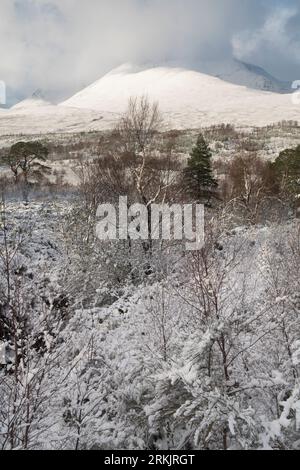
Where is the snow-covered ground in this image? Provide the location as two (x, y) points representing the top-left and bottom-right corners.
(0, 100), (111, 135)
(0, 199), (299, 450)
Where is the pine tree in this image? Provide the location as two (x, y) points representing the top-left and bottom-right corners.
(271, 145), (300, 197)
(3, 141), (50, 203)
(184, 134), (218, 202)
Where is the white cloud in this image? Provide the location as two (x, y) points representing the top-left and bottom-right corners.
(0, 0), (299, 102)
(232, 7), (300, 80)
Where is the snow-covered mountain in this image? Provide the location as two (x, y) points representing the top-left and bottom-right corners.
(60, 63), (298, 129)
(0, 90), (106, 135)
(195, 59), (290, 93)
(0, 62), (298, 135)
(11, 92), (52, 113)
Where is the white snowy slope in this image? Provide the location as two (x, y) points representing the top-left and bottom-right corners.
(0, 91), (111, 135)
(10, 97), (52, 112)
(0, 63), (298, 136)
(61, 63), (299, 129)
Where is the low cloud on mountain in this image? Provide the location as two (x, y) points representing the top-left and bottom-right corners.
(1, 0), (299, 103)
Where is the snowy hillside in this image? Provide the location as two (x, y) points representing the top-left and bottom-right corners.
(10, 96), (52, 112)
(61, 63), (299, 128)
(197, 59), (290, 93)
(0, 63), (298, 135)
(0, 91), (111, 135)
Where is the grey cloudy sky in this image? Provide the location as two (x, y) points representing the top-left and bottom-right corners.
(1, 0), (300, 104)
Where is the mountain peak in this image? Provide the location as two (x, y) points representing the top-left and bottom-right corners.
(2, 60), (297, 134)
(58, 61), (299, 131)
(32, 88), (47, 100)
(102, 60), (290, 94)
(188, 58), (291, 93)
(11, 94), (52, 112)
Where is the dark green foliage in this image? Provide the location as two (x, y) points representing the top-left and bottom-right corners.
(184, 134), (218, 201)
(4, 141), (50, 183)
(271, 145), (300, 197)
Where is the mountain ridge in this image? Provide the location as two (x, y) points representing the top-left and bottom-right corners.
(93, 59), (290, 93)
(0, 61), (298, 135)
